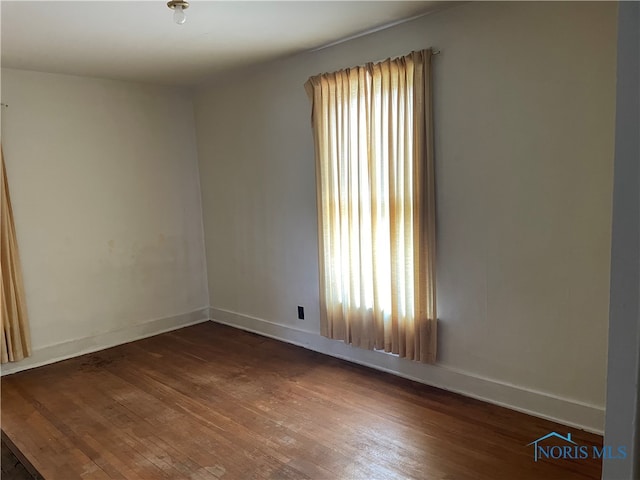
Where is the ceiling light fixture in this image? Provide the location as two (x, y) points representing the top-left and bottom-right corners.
(167, 0), (189, 25)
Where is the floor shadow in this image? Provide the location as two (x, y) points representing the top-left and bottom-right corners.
(1, 439), (39, 480)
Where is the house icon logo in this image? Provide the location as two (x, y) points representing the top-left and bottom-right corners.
(527, 432), (576, 462)
(527, 432), (627, 462)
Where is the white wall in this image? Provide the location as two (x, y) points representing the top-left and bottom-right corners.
(1, 69), (209, 374)
(195, 1), (617, 432)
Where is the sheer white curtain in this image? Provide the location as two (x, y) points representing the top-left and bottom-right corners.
(305, 49), (437, 363)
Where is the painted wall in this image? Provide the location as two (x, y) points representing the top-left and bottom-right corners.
(603, 2), (640, 478)
(1, 69), (209, 374)
(194, 1), (617, 432)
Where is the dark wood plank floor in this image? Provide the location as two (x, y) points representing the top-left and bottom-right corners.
(2, 438), (39, 479)
(1, 322), (602, 479)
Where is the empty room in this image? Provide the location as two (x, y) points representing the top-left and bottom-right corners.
(1, 1), (638, 479)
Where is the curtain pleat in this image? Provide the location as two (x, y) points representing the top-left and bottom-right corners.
(1, 146), (32, 363)
(305, 49), (437, 363)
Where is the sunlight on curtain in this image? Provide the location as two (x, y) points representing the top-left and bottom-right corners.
(305, 50), (437, 363)
(1, 146), (32, 363)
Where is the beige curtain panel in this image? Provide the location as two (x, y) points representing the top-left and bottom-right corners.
(1, 146), (31, 363)
(305, 49), (437, 363)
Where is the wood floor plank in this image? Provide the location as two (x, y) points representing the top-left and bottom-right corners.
(2, 322), (603, 479)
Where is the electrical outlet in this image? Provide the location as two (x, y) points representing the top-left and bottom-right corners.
(297, 306), (305, 320)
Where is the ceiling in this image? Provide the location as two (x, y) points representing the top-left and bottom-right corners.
(1, 1), (443, 86)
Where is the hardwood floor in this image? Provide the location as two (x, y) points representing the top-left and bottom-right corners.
(2, 322), (602, 479)
(2, 437), (39, 479)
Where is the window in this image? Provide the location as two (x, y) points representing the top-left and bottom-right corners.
(305, 49), (437, 363)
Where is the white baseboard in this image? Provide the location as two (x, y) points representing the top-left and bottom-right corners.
(2, 305), (605, 435)
(209, 307), (605, 435)
(0, 308), (210, 376)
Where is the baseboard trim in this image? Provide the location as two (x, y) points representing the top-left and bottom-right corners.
(0, 308), (210, 376)
(209, 307), (605, 435)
